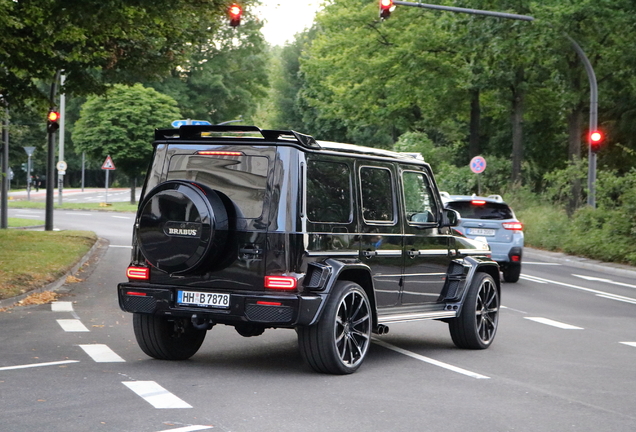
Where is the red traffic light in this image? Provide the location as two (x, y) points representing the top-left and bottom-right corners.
(229, 3), (242, 27)
(47, 110), (60, 133)
(590, 130), (603, 153)
(379, 0), (394, 19)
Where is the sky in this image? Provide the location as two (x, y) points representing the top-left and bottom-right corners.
(254, 1), (322, 46)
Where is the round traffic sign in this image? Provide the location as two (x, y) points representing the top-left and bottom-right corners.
(470, 156), (487, 174)
(56, 160), (67, 171)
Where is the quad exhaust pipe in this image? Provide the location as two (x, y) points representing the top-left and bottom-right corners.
(375, 324), (390, 335)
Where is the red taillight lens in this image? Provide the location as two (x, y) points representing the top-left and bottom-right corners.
(471, 200), (486, 205)
(126, 266), (149, 280)
(511, 255), (521, 262)
(264, 276), (298, 290)
(256, 301), (283, 306)
(196, 150), (243, 156)
(502, 222), (523, 231)
(126, 291), (148, 297)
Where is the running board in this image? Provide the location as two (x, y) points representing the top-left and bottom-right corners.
(377, 310), (457, 324)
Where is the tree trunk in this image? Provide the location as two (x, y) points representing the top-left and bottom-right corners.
(469, 88), (480, 158)
(566, 104), (584, 215)
(510, 75), (525, 184)
(130, 176), (137, 205)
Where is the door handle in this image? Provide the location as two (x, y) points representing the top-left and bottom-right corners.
(407, 249), (419, 258)
(363, 250), (377, 258)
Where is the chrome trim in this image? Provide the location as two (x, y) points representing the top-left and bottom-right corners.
(306, 250), (358, 257)
(375, 250), (402, 257)
(459, 249), (490, 256)
(415, 249), (448, 256)
(377, 310), (457, 324)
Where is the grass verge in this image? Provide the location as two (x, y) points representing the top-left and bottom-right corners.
(0, 230), (97, 300)
(8, 200), (138, 212)
(8, 218), (44, 227)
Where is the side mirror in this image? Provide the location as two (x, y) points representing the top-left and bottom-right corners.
(441, 208), (460, 227)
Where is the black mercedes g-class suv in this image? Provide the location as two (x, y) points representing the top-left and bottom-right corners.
(118, 125), (500, 374)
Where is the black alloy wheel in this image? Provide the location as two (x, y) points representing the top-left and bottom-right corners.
(449, 272), (499, 349)
(298, 281), (372, 374)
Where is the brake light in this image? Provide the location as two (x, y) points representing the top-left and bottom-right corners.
(502, 222), (523, 231)
(126, 266), (149, 280)
(264, 276), (298, 290)
(471, 200), (486, 205)
(511, 255), (521, 262)
(257, 301), (283, 306)
(126, 291), (148, 297)
(196, 151), (243, 156)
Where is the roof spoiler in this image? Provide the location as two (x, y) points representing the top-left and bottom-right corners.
(154, 125), (320, 149)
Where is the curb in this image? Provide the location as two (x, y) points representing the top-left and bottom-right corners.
(524, 247), (636, 278)
(0, 237), (110, 309)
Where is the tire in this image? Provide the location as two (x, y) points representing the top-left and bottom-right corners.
(133, 313), (207, 360)
(449, 272), (499, 349)
(503, 263), (521, 283)
(136, 180), (230, 275)
(298, 281), (372, 374)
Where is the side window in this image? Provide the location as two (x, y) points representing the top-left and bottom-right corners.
(306, 160), (352, 223)
(360, 167), (395, 223)
(402, 171), (439, 223)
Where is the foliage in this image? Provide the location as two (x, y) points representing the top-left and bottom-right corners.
(0, 0), (252, 107)
(72, 84), (181, 199)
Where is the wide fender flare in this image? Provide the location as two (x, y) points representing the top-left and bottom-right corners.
(455, 255), (501, 317)
(303, 258), (375, 326)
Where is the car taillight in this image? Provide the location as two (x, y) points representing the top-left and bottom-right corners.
(264, 276), (298, 290)
(502, 222), (523, 231)
(126, 266), (149, 280)
(471, 200), (486, 205)
(196, 150), (243, 156)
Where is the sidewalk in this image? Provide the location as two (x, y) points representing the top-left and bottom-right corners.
(8, 188), (129, 199)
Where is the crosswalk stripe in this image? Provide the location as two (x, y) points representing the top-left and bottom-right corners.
(56, 319), (90, 332)
(51, 301), (74, 312)
(123, 381), (192, 409)
(79, 344), (125, 362)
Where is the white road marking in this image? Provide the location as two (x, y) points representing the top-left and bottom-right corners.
(620, 342), (636, 348)
(64, 212), (93, 216)
(51, 301), (74, 312)
(79, 344), (125, 362)
(573, 274), (636, 290)
(520, 275), (549, 284)
(520, 274), (636, 303)
(14, 214), (42, 218)
(373, 339), (490, 379)
(111, 216), (132, 219)
(524, 317), (583, 329)
(0, 360), (79, 371)
(56, 319), (90, 332)
(109, 245), (133, 249)
(123, 381), (192, 409)
(596, 294), (636, 305)
(523, 262), (561, 265)
(157, 426), (213, 432)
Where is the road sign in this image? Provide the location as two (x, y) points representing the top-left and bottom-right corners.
(171, 119), (211, 127)
(56, 160), (67, 171)
(470, 156), (487, 174)
(102, 155), (116, 170)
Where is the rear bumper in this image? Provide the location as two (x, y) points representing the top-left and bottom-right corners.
(118, 283), (324, 327)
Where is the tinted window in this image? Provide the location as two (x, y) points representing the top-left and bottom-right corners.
(360, 167), (395, 223)
(306, 160), (352, 223)
(402, 171), (438, 223)
(445, 201), (513, 220)
(167, 154), (268, 218)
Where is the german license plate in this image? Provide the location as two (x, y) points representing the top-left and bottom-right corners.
(468, 228), (496, 236)
(177, 290), (230, 309)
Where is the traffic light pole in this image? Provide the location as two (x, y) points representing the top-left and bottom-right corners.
(565, 35), (598, 208)
(392, 1), (534, 22)
(45, 70), (61, 231)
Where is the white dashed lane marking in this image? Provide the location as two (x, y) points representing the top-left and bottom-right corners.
(123, 381), (193, 409)
(79, 344), (125, 363)
(156, 426), (213, 432)
(524, 317), (583, 330)
(56, 319), (90, 332)
(620, 342), (636, 348)
(0, 360), (79, 371)
(51, 301), (74, 312)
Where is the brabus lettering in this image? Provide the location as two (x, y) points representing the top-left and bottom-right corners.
(168, 228), (198, 236)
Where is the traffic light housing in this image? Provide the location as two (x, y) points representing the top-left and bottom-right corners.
(379, 0), (394, 19)
(590, 130), (603, 153)
(229, 3), (242, 27)
(47, 109), (60, 133)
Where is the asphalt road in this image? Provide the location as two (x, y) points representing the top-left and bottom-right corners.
(2, 209), (636, 432)
(8, 187), (141, 204)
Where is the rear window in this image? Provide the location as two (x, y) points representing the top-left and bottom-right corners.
(166, 154), (268, 218)
(445, 201), (513, 220)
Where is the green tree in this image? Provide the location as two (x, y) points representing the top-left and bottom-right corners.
(0, 0), (256, 107)
(72, 84), (181, 203)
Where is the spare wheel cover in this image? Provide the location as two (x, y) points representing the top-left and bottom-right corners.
(137, 180), (229, 274)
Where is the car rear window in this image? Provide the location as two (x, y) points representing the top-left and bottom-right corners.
(446, 201), (513, 220)
(166, 154), (268, 218)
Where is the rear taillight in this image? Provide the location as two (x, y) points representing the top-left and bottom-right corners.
(126, 266), (149, 280)
(125, 291), (148, 297)
(502, 222), (523, 231)
(471, 200), (486, 205)
(264, 276), (298, 290)
(511, 255), (521, 262)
